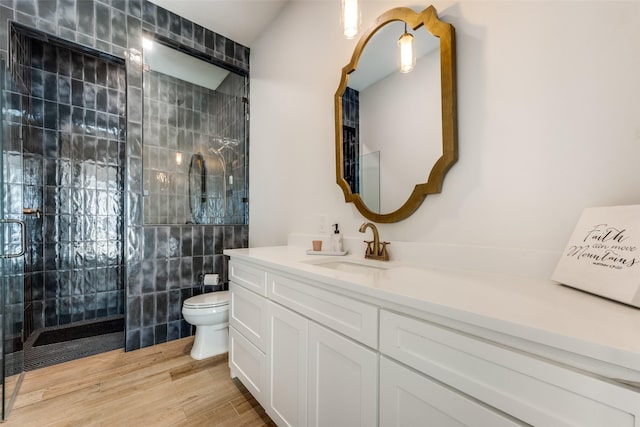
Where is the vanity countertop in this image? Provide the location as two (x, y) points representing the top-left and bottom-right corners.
(224, 246), (640, 383)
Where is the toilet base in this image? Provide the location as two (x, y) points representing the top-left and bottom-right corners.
(190, 325), (229, 360)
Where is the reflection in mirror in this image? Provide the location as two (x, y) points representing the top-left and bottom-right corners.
(360, 151), (380, 212)
(335, 6), (457, 223)
(188, 153), (207, 224)
(143, 36), (248, 225)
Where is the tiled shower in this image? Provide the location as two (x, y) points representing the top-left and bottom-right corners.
(19, 32), (128, 341)
(1, 0), (250, 411)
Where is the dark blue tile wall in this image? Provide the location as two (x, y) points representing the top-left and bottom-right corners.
(140, 2), (249, 71)
(0, 0), (250, 354)
(127, 224), (246, 350)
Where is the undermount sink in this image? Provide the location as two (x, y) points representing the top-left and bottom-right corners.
(304, 258), (395, 275)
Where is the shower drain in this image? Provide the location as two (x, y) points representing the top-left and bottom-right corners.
(24, 330), (124, 371)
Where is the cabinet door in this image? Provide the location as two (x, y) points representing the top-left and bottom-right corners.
(267, 301), (308, 427)
(229, 326), (267, 406)
(380, 357), (525, 427)
(308, 323), (378, 427)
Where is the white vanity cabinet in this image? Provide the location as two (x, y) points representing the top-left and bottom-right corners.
(227, 251), (640, 427)
(229, 260), (379, 427)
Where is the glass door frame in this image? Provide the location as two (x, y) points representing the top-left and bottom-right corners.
(0, 56), (26, 421)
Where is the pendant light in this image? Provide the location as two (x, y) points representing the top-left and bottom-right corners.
(342, 0), (360, 39)
(398, 23), (416, 73)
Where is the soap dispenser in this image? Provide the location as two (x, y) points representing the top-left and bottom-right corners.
(331, 224), (343, 252)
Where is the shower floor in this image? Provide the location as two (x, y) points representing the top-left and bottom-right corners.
(24, 317), (124, 371)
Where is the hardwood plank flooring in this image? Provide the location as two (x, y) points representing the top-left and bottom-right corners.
(5, 337), (276, 427)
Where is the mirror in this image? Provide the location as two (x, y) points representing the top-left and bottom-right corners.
(335, 6), (457, 223)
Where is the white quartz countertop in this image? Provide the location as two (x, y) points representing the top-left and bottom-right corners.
(224, 246), (640, 382)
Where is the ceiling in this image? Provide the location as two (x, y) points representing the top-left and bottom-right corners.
(149, 0), (290, 47)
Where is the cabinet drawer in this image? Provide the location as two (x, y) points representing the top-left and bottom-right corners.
(229, 260), (267, 296)
(380, 310), (640, 427)
(267, 272), (378, 348)
(229, 326), (267, 407)
(230, 282), (268, 351)
(380, 356), (524, 427)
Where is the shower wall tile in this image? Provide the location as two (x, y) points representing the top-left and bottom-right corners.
(168, 259), (180, 289)
(142, 293), (154, 327)
(178, 319), (191, 340)
(135, 224), (246, 337)
(154, 323), (166, 344)
(125, 329), (140, 352)
(127, 122), (142, 158)
(1, 0), (249, 352)
(141, 326), (154, 347)
(141, 3), (249, 72)
(1, 1), (141, 61)
(127, 295), (141, 330)
(166, 320), (179, 341)
(192, 227), (203, 257)
(155, 259), (167, 291)
(155, 291), (167, 324)
(180, 255), (193, 285)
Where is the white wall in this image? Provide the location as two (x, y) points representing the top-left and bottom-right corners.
(249, 1), (640, 276)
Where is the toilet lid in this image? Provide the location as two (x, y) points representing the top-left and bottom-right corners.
(183, 291), (229, 309)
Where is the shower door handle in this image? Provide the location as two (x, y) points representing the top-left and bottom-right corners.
(0, 218), (26, 258)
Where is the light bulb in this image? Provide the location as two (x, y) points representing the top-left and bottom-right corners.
(142, 37), (153, 50)
(342, 0), (360, 39)
(398, 28), (416, 73)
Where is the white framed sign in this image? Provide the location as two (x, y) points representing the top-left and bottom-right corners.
(552, 205), (640, 308)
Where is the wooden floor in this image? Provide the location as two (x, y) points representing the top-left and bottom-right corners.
(4, 337), (276, 427)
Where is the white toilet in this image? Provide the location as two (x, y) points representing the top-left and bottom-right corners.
(182, 290), (230, 360)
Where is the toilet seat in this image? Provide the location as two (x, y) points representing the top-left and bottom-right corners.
(183, 291), (229, 309)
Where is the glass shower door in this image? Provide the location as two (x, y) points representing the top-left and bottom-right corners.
(1, 58), (25, 420)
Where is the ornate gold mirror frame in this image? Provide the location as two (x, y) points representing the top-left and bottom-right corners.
(335, 6), (457, 223)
